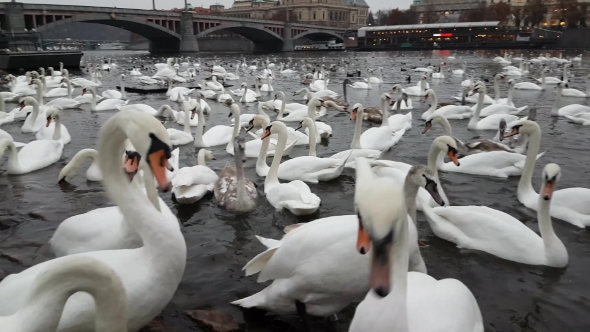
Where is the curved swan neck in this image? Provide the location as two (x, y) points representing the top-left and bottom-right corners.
(380, 98), (390, 127)
(437, 116), (453, 136)
(89, 87), (97, 110)
(468, 89), (485, 128)
(427, 91), (438, 113)
(403, 178), (419, 225)
(256, 136), (270, 172)
(194, 107), (205, 147)
(519, 128), (541, 201)
(351, 107), (364, 149)
(0, 140), (19, 171)
(427, 143), (449, 206)
(226, 108), (241, 152)
(52, 113), (63, 141)
(15, 257), (127, 332)
(307, 120), (318, 157)
(552, 88), (561, 115)
(61, 149), (98, 179)
(182, 107), (191, 134)
(307, 102), (317, 121)
(278, 93), (286, 119)
(197, 150), (208, 166)
(266, 125), (287, 187)
(65, 79), (72, 99)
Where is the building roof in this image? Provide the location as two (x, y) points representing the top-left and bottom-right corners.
(342, 0), (369, 7)
(359, 21), (500, 32)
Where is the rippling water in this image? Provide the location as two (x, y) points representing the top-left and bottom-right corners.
(1, 49), (590, 331)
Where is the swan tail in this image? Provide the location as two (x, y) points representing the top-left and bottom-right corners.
(255, 235), (281, 249)
(12, 141), (25, 148)
(242, 245), (279, 277)
(284, 223), (306, 234)
(516, 105), (529, 113)
(231, 287), (271, 309)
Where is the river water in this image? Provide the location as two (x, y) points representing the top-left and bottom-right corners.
(1, 49), (590, 331)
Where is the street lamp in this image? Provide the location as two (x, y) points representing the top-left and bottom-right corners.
(152, 0), (155, 10)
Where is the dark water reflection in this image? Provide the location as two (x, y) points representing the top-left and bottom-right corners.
(1, 49), (590, 331)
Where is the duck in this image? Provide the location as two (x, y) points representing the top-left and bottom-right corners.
(502, 120), (590, 227)
(36, 108), (71, 144)
(261, 121), (321, 215)
(0, 110), (187, 331)
(231, 164), (444, 321)
(172, 149), (218, 204)
(421, 89), (471, 120)
(0, 256), (128, 332)
(193, 103), (238, 148)
(352, 103), (405, 151)
(83, 86), (127, 111)
(348, 158), (483, 332)
(551, 82), (590, 116)
(58, 148), (101, 182)
(214, 137), (258, 212)
(102, 74), (127, 100)
(422, 161), (568, 267)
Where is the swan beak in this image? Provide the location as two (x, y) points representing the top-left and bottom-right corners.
(422, 121), (432, 134)
(447, 150), (460, 166)
(425, 180), (445, 206)
(369, 231), (393, 298)
(46, 116), (51, 127)
(542, 180), (555, 200)
(19, 102), (25, 111)
(356, 219), (371, 255)
(147, 150), (172, 192)
(246, 124), (254, 132)
(228, 112), (233, 118)
(261, 127), (272, 140)
(502, 127), (519, 140)
(190, 109), (196, 120)
(295, 123), (303, 131)
(350, 109), (358, 120)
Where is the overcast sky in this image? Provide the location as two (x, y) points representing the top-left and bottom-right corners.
(19, 0), (413, 12)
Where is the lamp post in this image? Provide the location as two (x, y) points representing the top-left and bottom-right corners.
(152, 0), (155, 10)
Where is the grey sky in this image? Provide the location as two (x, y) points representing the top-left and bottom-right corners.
(19, 0), (413, 12)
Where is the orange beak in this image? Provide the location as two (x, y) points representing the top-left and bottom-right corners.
(261, 128), (272, 139)
(147, 150), (172, 192)
(447, 150), (460, 166)
(357, 219), (371, 255)
(541, 180), (555, 200)
(350, 109), (358, 120)
(46, 117), (52, 127)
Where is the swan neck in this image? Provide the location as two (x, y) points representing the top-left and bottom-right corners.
(439, 117), (453, 136)
(403, 179), (419, 225)
(183, 107), (191, 134)
(469, 91), (484, 127)
(308, 121), (317, 157)
(351, 108), (363, 149)
(389, 210), (409, 316)
(428, 91), (437, 113)
(307, 102), (317, 121)
(142, 166), (161, 212)
(552, 89), (561, 115)
(266, 127), (287, 187)
(121, 77), (126, 99)
(519, 129), (541, 200)
(235, 151), (248, 204)
(194, 107), (205, 147)
(380, 98), (390, 127)
(428, 143), (450, 206)
(1, 140), (19, 171)
(197, 151), (207, 166)
(257, 136), (270, 171)
(494, 79), (500, 101)
(278, 93), (286, 119)
(52, 115), (62, 141)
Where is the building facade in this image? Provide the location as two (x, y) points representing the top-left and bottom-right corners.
(411, 0), (486, 23)
(220, 0), (369, 27)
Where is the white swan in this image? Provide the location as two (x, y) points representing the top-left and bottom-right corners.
(352, 103), (405, 151)
(262, 121), (321, 215)
(495, 78), (516, 106)
(421, 89), (471, 120)
(367, 67), (384, 83)
(45, 78), (82, 109)
(102, 74), (127, 100)
(118, 103), (159, 116)
(152, 58), (177, 80)
(58, 148), (101, 182)
(471, 83), (528, 118)
(231, 164), (443, 319)
(280, 98), (332, 138)
(214, 137), (258, 212)
(130, 66), (142, 76)
(0, 119), (63, 174)
(502, 120), (590, 227)
(551, 82), (590, 116)
(404, 76), (428, 96)
(36, 108), (71, 144)
(166, 105), (195, 146)
(561, 74), (590, 97)
(515, 69), (548, 90)
(84, 86), (127, 111)
(0, 256), (128, 332)
(193, 103), (237, 148)
(467, 84), (522, 131)
(348, 78), (371, 89)
(536, 63), (569, 84)
(260, 74), (274, 92)
(565, 112), (590, 125)
(19, 96), (48, 133)
(172, 149), (217, 204)
(349, 157), (483, 332)
(452, 61), (467, 75)
(422, 162), (568, 267)
(0, 110), (187, 331)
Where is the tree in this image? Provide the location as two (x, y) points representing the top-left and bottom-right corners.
(459, 3), (486, 22)
(523, 0), (548, 27)
(367, 10), (375, 25)
(580, 3), (588, 27)
(423, 3), (440, 23)
(270, 10), (298, 22)
(375, 10), (389, 26)
(487, 2), (511, 24)
(512, 7), (523, 27)
(387, 8), (412, 25)
(557, 0), (581, 28)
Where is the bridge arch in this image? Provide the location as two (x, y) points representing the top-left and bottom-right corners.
(35, 14), (180, 51)
(293, 30), (344, 42)
(197, 23), (284, 51)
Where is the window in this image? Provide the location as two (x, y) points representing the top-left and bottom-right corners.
(313, 11), (316, 19)
(323, 12), (325, 19)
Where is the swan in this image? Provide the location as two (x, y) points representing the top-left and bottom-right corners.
(84, 86), (127, 111)
(515, 68), (548, 90)
(58, 148), (101, 182)
(279, 98), (332, 138)
(246, 114), (309, 150)
(495, 78), (516, 106)
(231, 164), (444, 321)
(260, 74), (274, 92)
(19, 96), (49, 133)
(214, 137), (258, 212)
(0, 122), (63, 174)
(421, 89), (471, 120)
(138, 76), (159, 85)
(262, 121), (321, 215)
(551, 82), (590, 116)
(233, 101), (270, 127)
(349, 157), (484, 332)
(172, 149), (217, 204)
(0, 256), (128, 332)
(203, 76), (224, 91)
(351, 103), (404, 151)
(102, 74), (127, 100)
(236, 83), (258, 102)
(431, 66), (445, 79)
(362, 93), (393, 123)
(130, 66), (142, 76)
(390, 86), (413, 110)
(70, 71), (101, 88)
(452, 61), (467, 75)
(165, 77), (193, 102)
(467, 84), (523, 131)
(193, 103), (237, 148)
(216, 87), (234, 103)
(166, 105), (195, 146)
(404, 76), (428, 96)
(502, 120), (590, 227)
(472, 83), (528, 118)
(422, 162), (568, 267)
(44, 82), (69, 98)
(367, 67), (383, 83)
(272, 117), (349, 183)
(51, 149), (176, 257)
(152, 58), (177, 80)
(45, 78), (82, 109)
(348, 78), (371, 89)
(536, 63), (569, 84)
(0, 110), (187, 331)
(117, 103), (159, 116)
(561, 74), (590, 98)
(565, 112), (590, 125)
(36, 108), (71, 144)
(424, 114), (515, 155)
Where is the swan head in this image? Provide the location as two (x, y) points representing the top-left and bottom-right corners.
(19, 96), (37, 110)
(198, 149), (215, 161)
(261, 121), (287, 140)
(308, 97), (324, 108)
(273, 91), (285, 100)
(350, 103), (364, 120)
(508, 79), (514, 86)
(81, 86), (95, 96)
(45, 108), (60, 127)
(229, 103), (240, 118)
(123, 150), (142, 180)
(355, 157), (406, 298)
(433, 136), (460, 166)
(423, 89), (435, 103)
(406, 165), (445, 206)
(246, 115), (269, 132)
(391, 84), (402, 94)
(234, 137), (247, 163)
(502, 120), (540, 141)
(541, 163), (561, 201)
(556, 82), (566, 90)
(495, 73), (506, 82)
(380, 93), (392, 103)
(422, 114), (445, 134)
(295, 117), (314, 131)
(470, 82), (486, 95)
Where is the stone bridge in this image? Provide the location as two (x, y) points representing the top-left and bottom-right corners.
(0, 2), (353, 52)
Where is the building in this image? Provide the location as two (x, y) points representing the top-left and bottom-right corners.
(411, 0), (486, 23)
(220, 0), (370, 27)
(488, 0), (590, 28)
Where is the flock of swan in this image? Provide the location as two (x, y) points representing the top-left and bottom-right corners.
(0, 51), (588, 332)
